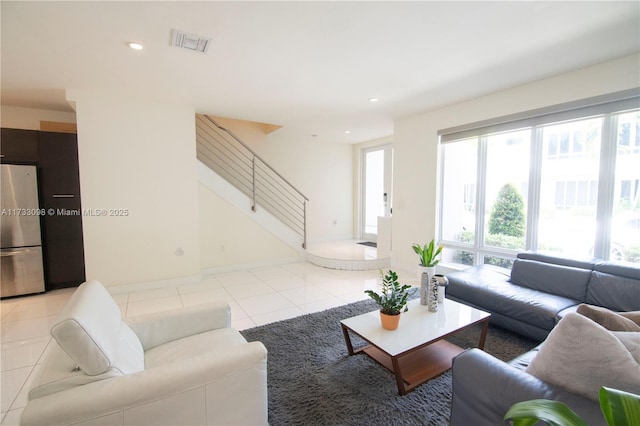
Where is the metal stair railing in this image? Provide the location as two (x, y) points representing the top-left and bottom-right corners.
(196, 114), (309, 249)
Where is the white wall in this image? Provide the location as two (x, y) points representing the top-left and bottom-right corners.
(70, 91), (201, 287)
(281, 139), (354, 242)
(198, 183), (299, 270)
(392, 54), (640, 271)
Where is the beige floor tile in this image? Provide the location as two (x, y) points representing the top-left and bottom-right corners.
(0, 366), (31, 412)
(250, 307), (306, 327)
(236, 292), (295, 317)
(1, 337), (49, 372)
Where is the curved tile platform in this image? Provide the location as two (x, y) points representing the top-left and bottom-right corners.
(306, 240), (391, 271)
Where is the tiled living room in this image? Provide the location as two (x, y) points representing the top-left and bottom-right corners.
(2, 1), (639, 425)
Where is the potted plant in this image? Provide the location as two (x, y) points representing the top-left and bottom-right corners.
(412, 239), (444, 284)
(365, 270), (414, 330)
(504, 386), (640, 426)
(412, 239), (444, 269)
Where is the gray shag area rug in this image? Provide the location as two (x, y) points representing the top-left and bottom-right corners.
(241, 298), (540, 426)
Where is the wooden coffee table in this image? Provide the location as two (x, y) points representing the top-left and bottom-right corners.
(341, 298), (491, 395)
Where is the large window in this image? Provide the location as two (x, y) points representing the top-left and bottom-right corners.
(612, 110), (640, 263)
(537, 117), (601, 258)
(438, 91), (640, 267)
(441, 138), (477, 246)
(483, 130), (530, 260)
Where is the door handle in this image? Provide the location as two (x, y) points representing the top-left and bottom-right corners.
(1, 249), (36, 256)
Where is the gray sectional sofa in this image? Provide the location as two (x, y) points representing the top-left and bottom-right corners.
(450, 347), (607, 426)
(446, 252), (640, 425)
(445, 251), (640, 341)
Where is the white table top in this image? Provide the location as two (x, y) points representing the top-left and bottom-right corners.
(341, 298), (490, 357)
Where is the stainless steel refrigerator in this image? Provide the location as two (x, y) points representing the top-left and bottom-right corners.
(1, 164), (46, 297)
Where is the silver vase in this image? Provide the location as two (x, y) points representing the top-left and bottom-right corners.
(420, 272), (429, 305)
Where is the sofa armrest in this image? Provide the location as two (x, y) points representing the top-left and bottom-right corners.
(124, 301), (231, 350)
(21, 341), (268, 426)
(450, 348), (604, 426)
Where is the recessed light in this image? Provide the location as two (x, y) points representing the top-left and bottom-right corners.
(369, 97), (379, 103)
(345, 130), (351, 134)
(128, 42), (144, 50)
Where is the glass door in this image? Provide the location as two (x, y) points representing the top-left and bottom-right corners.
(362, 145), (393, 242)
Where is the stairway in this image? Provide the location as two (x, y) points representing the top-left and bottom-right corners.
(196, 114), (308, 251)
(196, 114), (390, 270)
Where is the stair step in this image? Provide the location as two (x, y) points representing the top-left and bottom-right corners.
(306, 240), (390, 271)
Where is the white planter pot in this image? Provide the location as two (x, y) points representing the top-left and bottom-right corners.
(418, 266), (436, 279)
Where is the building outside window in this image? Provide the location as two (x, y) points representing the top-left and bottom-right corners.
(438, 91), (640, 267)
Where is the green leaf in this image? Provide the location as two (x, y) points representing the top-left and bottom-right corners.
(426, 241), (434, 261)
(413, 239), (443, 267)
(412, 244), (426, 266)
(599, 387), (640, 426)
(503, 399), (588, 426)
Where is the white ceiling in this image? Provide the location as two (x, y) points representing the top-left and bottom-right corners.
(2, 1), (639, 144)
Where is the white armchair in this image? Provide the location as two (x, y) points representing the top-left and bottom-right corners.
(21, 280), (268, 426)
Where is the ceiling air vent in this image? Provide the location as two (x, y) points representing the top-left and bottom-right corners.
(171, 29), (211, 54)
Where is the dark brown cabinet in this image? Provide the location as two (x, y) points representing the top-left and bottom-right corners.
(37, 132), (86, 289)
(1, 128), (86, 290)
(1, 128), (39, 163)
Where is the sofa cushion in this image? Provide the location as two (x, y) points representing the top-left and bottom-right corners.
(446, 264), (511, 289)
(449, 277), (579, 332)
(585, 263), (640, 311)
(144, 327), (247, 368)
(576, 304), (640, 332)
(594, 261), (640, 280)
(526, 312), (640, 401)
(517, 251), (595, 271)
(50, 280), (144, 376)
(510, 259), (591, 301)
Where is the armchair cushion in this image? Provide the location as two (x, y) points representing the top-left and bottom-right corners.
(29, 342), (127, 399)
(145, 327), (247, 368)
(125, 301), (231, 351)
(50, 280), (144, 376)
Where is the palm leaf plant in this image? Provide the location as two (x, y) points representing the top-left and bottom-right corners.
(504, 386), (640, 426)
(364, 270), (413, 315)
(412, 239), (444, 267)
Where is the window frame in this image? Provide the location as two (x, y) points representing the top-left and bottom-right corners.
(437, 89), (640, 266)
